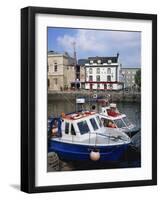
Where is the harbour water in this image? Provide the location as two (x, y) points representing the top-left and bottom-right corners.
(47, 98), (141, 172)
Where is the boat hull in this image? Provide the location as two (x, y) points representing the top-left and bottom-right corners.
(123, 127), (140, 138)
(48, 140), (129, 162)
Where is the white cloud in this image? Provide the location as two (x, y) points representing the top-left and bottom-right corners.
(57, 29), (141, 67)
(57, 29), (140, 53)
(57, 29), (108, 53)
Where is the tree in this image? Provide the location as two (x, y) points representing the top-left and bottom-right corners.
(135, 69), (141, 89)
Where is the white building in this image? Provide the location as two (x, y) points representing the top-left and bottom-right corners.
(84, 54), (123, 90)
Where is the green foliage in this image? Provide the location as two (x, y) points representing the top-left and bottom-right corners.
(135, 69), (141, 88)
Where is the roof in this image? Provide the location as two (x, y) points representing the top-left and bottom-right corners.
(78, 54), (119, 65)
(121, 68), (140, 70)
(62, 111), (96, 121)
(78, 59), (88, 65)
(48, 51), (74, 59)
(88, 56), (118, 64)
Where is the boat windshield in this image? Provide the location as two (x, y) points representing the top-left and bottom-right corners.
(77, 120), (90, 134)
(122, 117), (131, 126)
(90, 118), (98, 131)
(96, 116), (103, 127)
(114, 119), (126, 128)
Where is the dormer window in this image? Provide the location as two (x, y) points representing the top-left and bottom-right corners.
(108, 59), (112, 64)
(97, 60), (101, 64)
(90, 60), (93, 64)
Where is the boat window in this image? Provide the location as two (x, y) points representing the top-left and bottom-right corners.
(102, 118), (109, 127)
(96, 116), (102, 127)
(122, 117), (131, 126)
(71, 124), (76, 135)
(114, 119), (126, 128)
(90, 118), (98, 130)
(102, 119), (117, 128)
(77, 120), (90, 134)
(65, 122), (69, 134)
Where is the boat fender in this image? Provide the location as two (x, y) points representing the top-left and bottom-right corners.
(90, 149), (100, 161)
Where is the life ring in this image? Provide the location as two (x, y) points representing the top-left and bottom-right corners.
(73, 115), (82, 119)
(85, 111), (90, 114)
(71, 113), (78, 118)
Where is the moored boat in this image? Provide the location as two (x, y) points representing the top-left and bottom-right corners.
(48, 111), (131, 162)
(99, 103), (140, 137)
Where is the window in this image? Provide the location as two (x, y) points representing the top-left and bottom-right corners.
(97, 68), (100, 74)
(54, 63), (57, 72)
(54, 78), (58, 85)
(97, 84), (100, 89)
(97, 60), (101, 64)
(90, 118), (98, 131)
(65, 122), (69, 134)
(49, 63), (53, 73)
(102, 119), (114, 127)
(90, 60), (93, 64)
(71, 124), (76, 135)
(107, 75), (111, 82)
(114, 119), (125, 128)
(48, 79), (50, 87)
(89, 67), (93, 74)
(96, 116), (102, 127)
(96, 75), (100, 82)
(109, 84), (113, 89)
(89, 75), (93, 81)
(77, 121), (90, 134)
(108, 59), (112, 64)
(122, 117), (131, 126)
(107, 68), (111, 74)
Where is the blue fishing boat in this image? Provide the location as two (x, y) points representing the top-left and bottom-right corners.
(48, 111), (131, 162)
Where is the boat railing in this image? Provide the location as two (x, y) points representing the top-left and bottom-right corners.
(61, 130), (129, 146)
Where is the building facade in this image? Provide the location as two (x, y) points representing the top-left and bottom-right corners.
(83, 54), (123, 90)
(121, 68), (140, 89)
(48, 51), (75, 91)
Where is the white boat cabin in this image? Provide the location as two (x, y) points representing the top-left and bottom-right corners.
(61, 111), (104, 141)
(50, 111), (131, 146)
(99, 105), (134, 130)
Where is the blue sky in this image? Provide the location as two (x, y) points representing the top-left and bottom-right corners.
(48, 27), (141, 67)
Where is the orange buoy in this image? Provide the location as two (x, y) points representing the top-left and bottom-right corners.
(61, 112), (66, 117)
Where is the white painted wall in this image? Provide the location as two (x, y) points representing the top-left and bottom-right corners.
(0, 0), (160, 200)
(86, 66), (117, 82)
